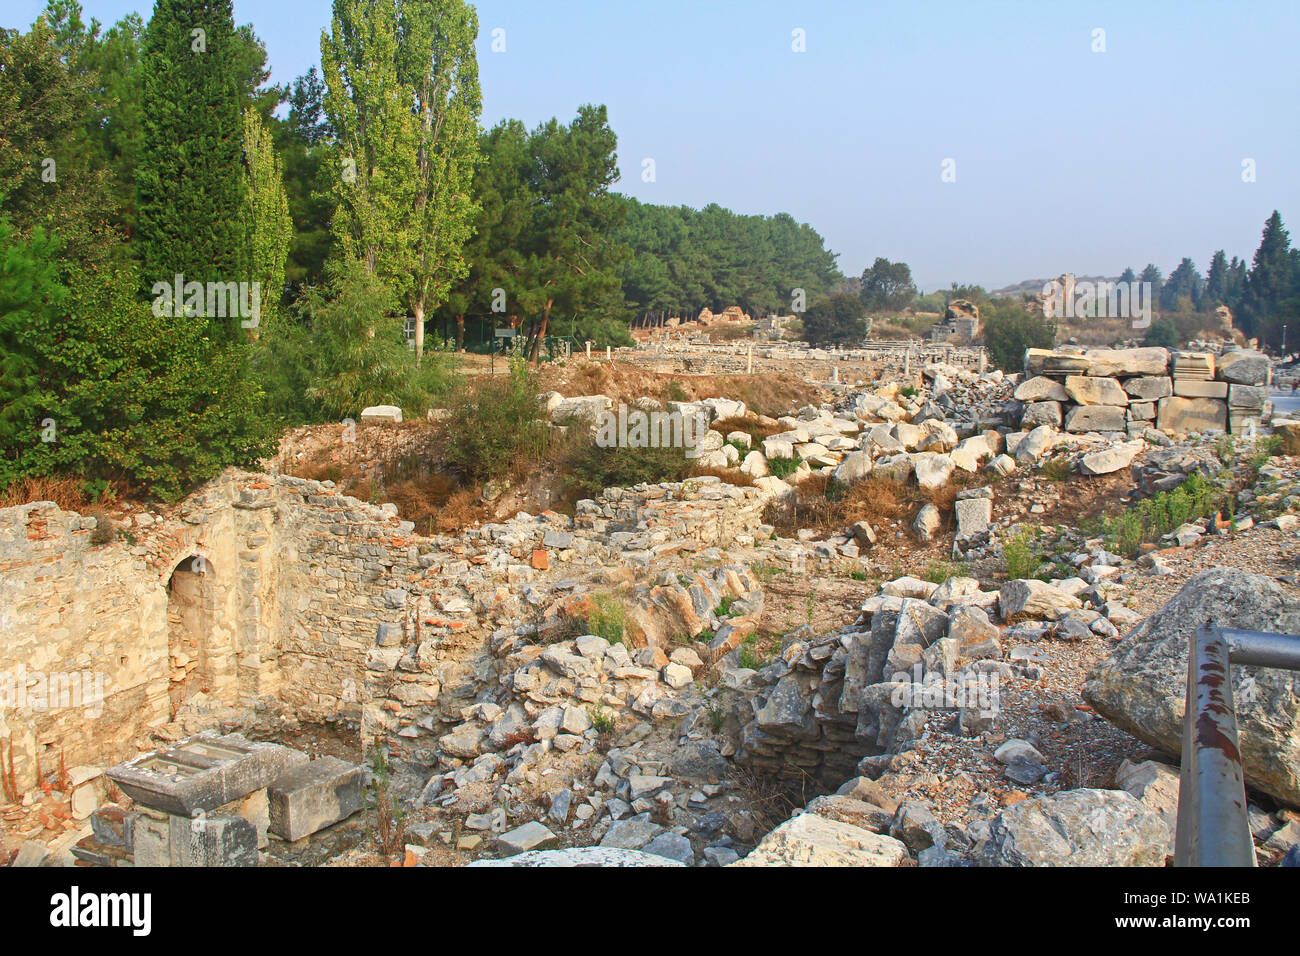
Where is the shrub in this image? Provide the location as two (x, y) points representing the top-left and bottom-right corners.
(1040, 457), (1073, 482)
(291, 264), (456, 422)
(765, 456), (801, 480)
(1003, 529), (1044, 580)
(584, 593), (628, 646)
(982, 299), (1057, 373)
(445, 357), (550, 484)
(737, 634), (765, 670)
(923, 561), (967, 584)
(1143, 318), (1179, 349)
(1101, 471), (1222, 556)
(588, 704), (616, 734)
(661, 379), (689, 403)
(565, 439), (691, 499)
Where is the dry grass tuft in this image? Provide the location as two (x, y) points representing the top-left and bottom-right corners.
(711, 415), (784, 444)
(691, 465), (756, 488)
(0, 475), (89, 511)
(574, 362), (615, 395)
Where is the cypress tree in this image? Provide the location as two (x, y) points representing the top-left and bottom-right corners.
(135, 0), (248, 332)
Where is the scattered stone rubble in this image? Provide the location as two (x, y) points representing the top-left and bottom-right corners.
(727, 560), (1300, 868)
(8, 347), (1300, 869)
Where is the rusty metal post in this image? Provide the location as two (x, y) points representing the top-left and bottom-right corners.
(1175, 624), (1255, 866)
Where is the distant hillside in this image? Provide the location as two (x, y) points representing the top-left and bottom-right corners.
(990, 275), (1121, 298)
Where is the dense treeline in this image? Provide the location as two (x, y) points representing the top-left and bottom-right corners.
(8, 1), (1291, 502)
(0, 0), (843, 501)
(1118, 216), (1300, 350)
(615, 200), (842, 323)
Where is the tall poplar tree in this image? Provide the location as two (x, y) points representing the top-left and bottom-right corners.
(242, 107), (292, 334)
(397, 0), (481, 362)
(321, 0), (482, 361)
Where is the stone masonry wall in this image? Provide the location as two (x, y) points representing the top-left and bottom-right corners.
(0, 471), (770, 791)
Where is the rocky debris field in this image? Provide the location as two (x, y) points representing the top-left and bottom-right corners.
(11, 344), (1300, 870)
(363, 358), (1300, 868)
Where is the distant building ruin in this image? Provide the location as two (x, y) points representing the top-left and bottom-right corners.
(928, 298), (981, 344)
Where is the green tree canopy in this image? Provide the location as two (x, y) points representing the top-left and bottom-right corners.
(982, 300), (1056, 372)
(860, 257), (917, 312)
(803, 293), (869, 346)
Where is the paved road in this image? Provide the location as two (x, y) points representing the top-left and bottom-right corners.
(1271, 390), (1300, 418)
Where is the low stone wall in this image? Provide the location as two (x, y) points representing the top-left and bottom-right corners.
(1019, 346), (1270, 436)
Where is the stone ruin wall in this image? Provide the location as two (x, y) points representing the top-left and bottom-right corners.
(0, 470), (771, 791)
(0, 472), (416, 789)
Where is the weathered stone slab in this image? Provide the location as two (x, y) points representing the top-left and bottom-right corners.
(1063, 404), (1127, 433)
(497, 821), (560, 855)
(1013, 376), (1069, 402)
(359, 405), (402, 423)
(107, 732), (309, 816)
(954, 496), (992, 545)
(1216, 350), (1269, 385)
(1080, 440), (1145, 476)
(170, 812), (259, 867)
(976, 789), (1168, 866)
(1123, 376), (1172, 401)
(1020, 401), (1062, 428)
(1173, 379), (1228, 398)
(1015, 424), (1058, 462)
(1065, 376), (1128, 406)
(1228, 384), (1267, 410)
(1081, 347), (1170, 377)
(267, 757), (364, 842)
(999, 579), (1082, 622)
(734, 813), (908, 866)
(469, 846), (682, 867)
(1155, 396), (1227, 434)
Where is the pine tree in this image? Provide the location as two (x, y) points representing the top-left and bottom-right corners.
(1139, 264), (1163, 311)
(1161, 258), (1202, 312)
(135, 0), (248, 324)
(518, 105), (626, 362)
(1203, 251), (1230, 308)
(1240, 211), (1300, 345)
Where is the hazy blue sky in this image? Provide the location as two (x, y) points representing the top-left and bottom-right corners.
(7, 0), (1298, 290)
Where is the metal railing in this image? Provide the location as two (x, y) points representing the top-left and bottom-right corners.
(1175, 624), (1300, 866)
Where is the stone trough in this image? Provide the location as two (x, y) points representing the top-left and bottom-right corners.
(94, 731), (365, 866)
